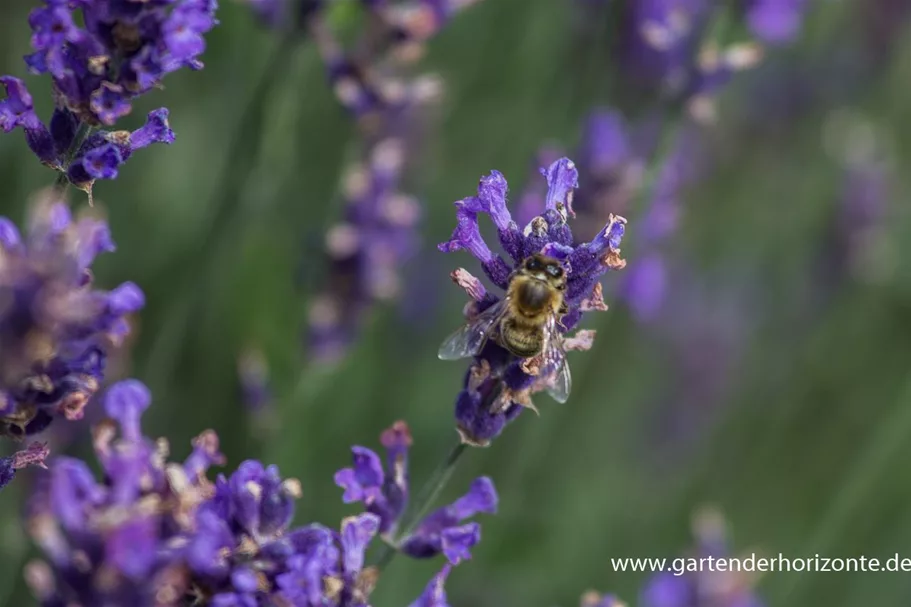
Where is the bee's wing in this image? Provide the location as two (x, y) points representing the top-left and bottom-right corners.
(541, 316), (572, 403)
(438, 300), (507, 360)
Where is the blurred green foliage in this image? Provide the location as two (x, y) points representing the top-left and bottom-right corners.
(1, 0), (911, 605)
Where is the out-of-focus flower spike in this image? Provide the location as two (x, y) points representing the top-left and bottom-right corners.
(640, 507), (764, 607)
(28, 378), (395, 605)
(237, 348), (273, 421)
(746, 0), (809, 44)
(0, 194), (143, 438)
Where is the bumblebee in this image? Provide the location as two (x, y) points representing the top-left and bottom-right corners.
(439, 253), (572, 404)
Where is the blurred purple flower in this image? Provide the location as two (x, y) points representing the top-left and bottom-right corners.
(237, 347), (273, 418)
(746, 0), (808, 44)
(439, 158), (627, 446)
(617, 0), (813, 122)
(618, 124), (708, 322)
(570, 110), (649, 241)
(0, 194), (143, 440)
(26, 379), (223, 605)
(830, 158), (891, 283)
(308, 135), (424, 363)
(640, 509), (763, 607)
(1, 0), (215, 187)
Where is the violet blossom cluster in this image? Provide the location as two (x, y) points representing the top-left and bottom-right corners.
(299, 0), (477, 363)
(25, 380), (490, 605)
(0, 0), (217, 193)
(0, 195), (143, 452)
(438, 157), (627, 446)
(620, 0), (810, 121)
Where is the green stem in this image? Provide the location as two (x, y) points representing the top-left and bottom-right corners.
(53, 122), (94, 193)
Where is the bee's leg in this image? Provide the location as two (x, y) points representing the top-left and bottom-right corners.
(558, 302), (568, 315)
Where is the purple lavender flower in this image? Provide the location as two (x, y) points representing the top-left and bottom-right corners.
(307, 128), (425, 364)
(745, 0), (809, 44)
(1, 0), (215, 187)
(398, 477), (497, 564)
(617, 124), (708, 322)
(640, 509), (763, 607)
(23, 0), (217, 124)
(619, 1), (778, 123)
(0, 441), (49, 491)
(438, 158), (627, 446)
(25, 379), (388, 606)
(570, 110), (648, 241)
(409, 565), (452, 607)
(26, 379), (223, 605)
(0, 194), (143, 439)
(335, 421), (498, 563)
(27, 379), (464, 605)
(335, 421), (412, 535)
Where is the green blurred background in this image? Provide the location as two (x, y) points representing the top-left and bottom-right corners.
(2, 0), (911, 605)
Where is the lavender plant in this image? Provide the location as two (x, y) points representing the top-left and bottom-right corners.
(619, 0), (810, 121)
(439, 157), (627, 446)
(301, 0), (474, 364)
(0, 0), (217, 196)
(0, 194), (143, 452)
(25, 380), (493, 605)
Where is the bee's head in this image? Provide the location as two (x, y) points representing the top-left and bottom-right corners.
(521, 254), (565, 287)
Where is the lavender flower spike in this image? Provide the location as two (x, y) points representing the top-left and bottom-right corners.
(439, 158), (627, 446)
(25, 378), (398, 606)
(1, 0), (215, 185)
(336, 423), (498, 566)
(0, 194), (143, 439)
(26, 380), (224, 606)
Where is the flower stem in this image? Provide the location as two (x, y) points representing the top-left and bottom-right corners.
(53, 122), (94, 192)
(374, 441), (468, 570)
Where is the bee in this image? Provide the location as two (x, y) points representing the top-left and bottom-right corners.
(438, 253), (572, 404)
